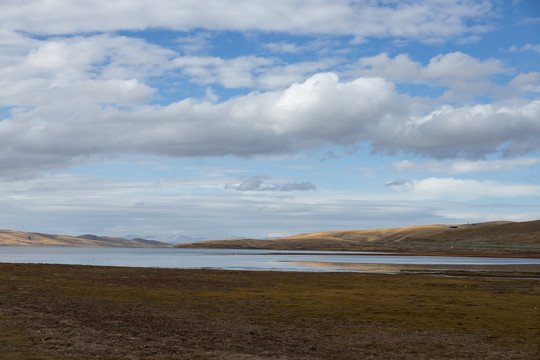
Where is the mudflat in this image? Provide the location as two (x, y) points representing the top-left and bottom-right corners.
(1, 263), (538, 359)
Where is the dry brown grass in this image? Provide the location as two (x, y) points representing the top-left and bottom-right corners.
(178, 220), (540, 257)
(0, 230), (171, 248)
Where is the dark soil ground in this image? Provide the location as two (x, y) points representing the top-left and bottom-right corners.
(1, 263), (538, 359)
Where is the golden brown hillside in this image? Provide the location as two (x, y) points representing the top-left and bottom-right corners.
(0, 230), (172, 247)
(177, 220), (540, 256)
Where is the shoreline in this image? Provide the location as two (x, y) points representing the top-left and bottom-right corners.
(2, 243), (540, 259)
(177, 244), (540, 259)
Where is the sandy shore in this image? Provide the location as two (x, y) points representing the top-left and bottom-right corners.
(1, 263), (539, 359)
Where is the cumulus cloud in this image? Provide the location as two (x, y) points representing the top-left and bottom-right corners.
(354, 52), (507, 94)
(1, 31), (539, 180)
(509, 72), (540, 94)
(172, 55), (336, 90)
(2, 65), (540, 179)
(355, 53), (423, 82)
(0, 1), (492, 42)
(226, 176), (316, 192)
(0, 30), (335, 105)
(424, 52), (505, 80)
(173, 55), (275, 88)
(0, 33), (171, 108)
(371, 100), (540, 158)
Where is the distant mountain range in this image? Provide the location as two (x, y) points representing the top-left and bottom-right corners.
(0, 230), (172, 247)
(177, 220), (540, 256)
(3, 220), (539, 255)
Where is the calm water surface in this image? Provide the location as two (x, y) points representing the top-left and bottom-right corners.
(0, 247), (539, 273)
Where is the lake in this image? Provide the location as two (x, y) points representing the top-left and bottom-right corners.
(1, 246), (539, 273)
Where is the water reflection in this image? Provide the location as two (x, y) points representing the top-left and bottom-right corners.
(293, 261), (540, 273)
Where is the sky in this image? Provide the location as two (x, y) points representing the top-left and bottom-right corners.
(1, 0), (539, 242)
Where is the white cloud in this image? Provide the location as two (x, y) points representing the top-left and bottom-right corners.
(2, 68), (540, 179)
(391, 177), (540, 201)
(424, 52), (505, 80)
(172, 53), (340, 90)
(354, 52), (507, 94)
(261, 73), (408, 138)
(0, 32), (538, 179)
(508, 43), (540, 53)
(264, 41), (302, 54)
(520, 17), (540, 25)
(0, 32), (331, 112)
(4, 30), (537, 183)
(175, 32), (213, 54)
(173, 55), (275, 88)
(0, 33), (172, 108)
(393, 158), (540, 174)
(509, 72), (540, 94)
(373, 100), (540, 158)
(0, 1), (492, 42)
(256, 60), (339, 90)
(262, 39), (336, 55)
(355, 53), (422, 82)
(436, 210), (540, 224)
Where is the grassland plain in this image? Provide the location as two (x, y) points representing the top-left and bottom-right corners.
(0, 263), (538, 359)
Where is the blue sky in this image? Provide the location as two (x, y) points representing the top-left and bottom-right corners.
(1, 0), (539, 242)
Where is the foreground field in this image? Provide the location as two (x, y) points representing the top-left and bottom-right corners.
(1, 264), (538, 359)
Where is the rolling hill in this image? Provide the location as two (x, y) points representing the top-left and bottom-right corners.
(0, 230), (172, 247)
(177, 220), (540, 255)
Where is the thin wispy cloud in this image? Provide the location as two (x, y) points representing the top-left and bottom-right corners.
(508, 44), (540, 53)
(0, 1), (492, 40)
(393, 158), (540, 174)
(394, 177), (540, 201)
